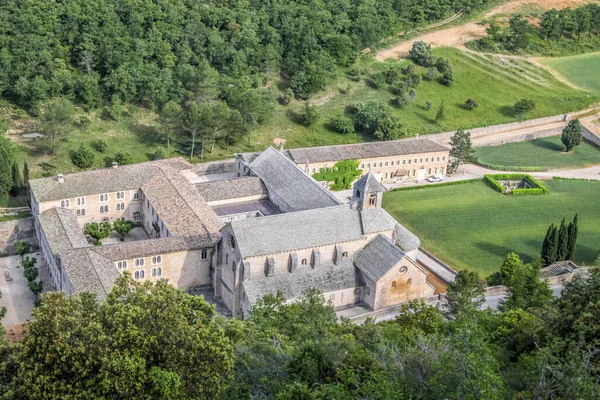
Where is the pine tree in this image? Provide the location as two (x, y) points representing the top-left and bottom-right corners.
(566, 213), (579, 261)
(561, 119), (583, 152)
(23, 161), (30, 193)
(435, 101), (446, 122)
(541, 224), (553, 265)
(557, 218), (569, 261)
(11, 161), (21, 196)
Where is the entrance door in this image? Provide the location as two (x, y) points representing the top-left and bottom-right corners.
(417, 168), (426, 181)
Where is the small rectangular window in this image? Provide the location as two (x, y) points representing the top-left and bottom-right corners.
(133, 192), (140, 200)
(133, 212), (140, 222)
(201, 249), (208, 260)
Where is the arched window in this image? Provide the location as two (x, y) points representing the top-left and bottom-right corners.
(407, 278), (412, 285)
(391, 281), (396, 288)
(301, 258), (308, 265)
(342, 252), (348, 258)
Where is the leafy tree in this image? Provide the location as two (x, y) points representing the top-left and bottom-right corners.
(113, 219), (134, 239)
(330, 116), (355, 134)
(114, 151), (134, 166)
(374, 115), (405, 141)
(487, 252), (522, 286)
(108, 95), (126, 121)
(0, 136), (14, 196)
(0, 119), (8, 136)
(182, 102), (205, 160)
(158, 101), (182, 148)
(448, 129), (475, 173)
(557, 217), (569, 261)
(8, 276), (233, 399)
(71, 145), (95, 169)
(435, 100), (446, 122)
(464, 98), (479, 110)
(94, 139), (108, 153)
(300, 103), (320, 127)
(513, 98), (536, 120)
(39, 97), (75, 155)
(27, 280), (44, 301)
(151, 147), (166, 160)
(10, 161), (21, 196)
(23, 265), (38, 283)
(444, 270), (485, 317)
(409, 41), (433, 67)
(423, 67), (438, 81)
(566, 213), (578, 261)
(21, 256), (37, 271)
(561, 119), (583, 152)
(499, 256), (552, 311)
(281, 88), (295, 106)
(13, 241), (31, 259)
(441, 69), (454, 86)
(85, 222), (112, 245)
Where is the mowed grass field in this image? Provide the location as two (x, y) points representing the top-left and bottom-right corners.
(540, 52), (600, 93)
(383, 179), (600, 277)
(474, 136), (600, 169)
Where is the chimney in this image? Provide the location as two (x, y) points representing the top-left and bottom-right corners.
(111, 161), (118, 169)
(56, 174), (64, 184)
(279, 139), (285, 152)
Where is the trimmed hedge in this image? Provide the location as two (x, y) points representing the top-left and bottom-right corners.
(390, 179), (483, 192)
(484, 174), (549, 195)
(475, 161), (549, 172)
(312, 159), (362, 191)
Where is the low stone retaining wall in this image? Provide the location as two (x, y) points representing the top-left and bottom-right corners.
(192, 160), (236, 175)
(0, 217), (38, 255)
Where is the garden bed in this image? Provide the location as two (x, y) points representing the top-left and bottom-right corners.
(484, 174), (549, 195)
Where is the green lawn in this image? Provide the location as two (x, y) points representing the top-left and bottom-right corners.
(383, 179), (600, 277)
(540, 52), (600, 93)
(474, 136), (600, 169)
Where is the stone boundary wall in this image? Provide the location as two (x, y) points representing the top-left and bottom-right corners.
(192, 160), (236, 175)
(583, 127), (600, 148)
(427, 114), (569, 144)
(0, 217), (38, 255)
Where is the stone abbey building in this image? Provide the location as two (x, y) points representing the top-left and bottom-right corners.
(30, 138), (449, 318)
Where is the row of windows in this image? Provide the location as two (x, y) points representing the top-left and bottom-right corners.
(61, 192), (140, 208)
(133, 268), (162, 280)
(391, 278), (412, 288)
(361, 156), (446, 169)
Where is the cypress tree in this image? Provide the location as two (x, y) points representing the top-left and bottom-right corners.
(546, 225), (559, 265)
(23, 161), (30, 192)
(541, 224), (553, 265)
(11, 161), (21, 196)
(557, 218), (569, 261)
(566, 213), (579, 261)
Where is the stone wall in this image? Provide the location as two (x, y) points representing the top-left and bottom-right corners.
(0, 217), (38, 255)
(583, 127), (600, 148)
(192, 160), (236, 175)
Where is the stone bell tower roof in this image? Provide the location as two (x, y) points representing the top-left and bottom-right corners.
(354, 172), (386, 193)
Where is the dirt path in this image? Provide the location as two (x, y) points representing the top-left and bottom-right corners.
(375, 0), (594, 61)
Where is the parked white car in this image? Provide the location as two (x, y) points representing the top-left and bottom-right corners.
(427, 174), (444, 183)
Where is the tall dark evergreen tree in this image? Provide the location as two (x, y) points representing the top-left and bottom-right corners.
(566, 213), (579, 261)
(545, 225), (559, 265)
(541, 224), (554, 265)
(557, 218), (569, 261)
(561, 119), (583, 152)
(22, 161), (30, 194)
(10, 162), (21, 196)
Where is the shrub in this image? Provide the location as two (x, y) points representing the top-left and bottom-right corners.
(94, 139), (108, 153)
(367, 72), (386, 89)
(76, 115), (91, 128)
(151, 147), (166, 160)
(300, 103), (320, 126)
(280, 88), (294, 105)
(513, 98), (536, 118)
(330, 116), (355, 134)
(474, 161), (548, 172)
(425, 101), (433, 110)
(391, 179), (484, 192)
(464, 98), (479, 110)
(312, 160), (362, 191)
(423, 68), (438, 81)
(409, 41), (433, 66)
(114, 151), (134, 165)
(441, 70), (454, 86)
(71, 145), (95, 169)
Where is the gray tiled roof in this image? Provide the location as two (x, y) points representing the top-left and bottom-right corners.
(91, 236), (212, 261)
(229, 205), (403, 258)
(354, 173), (386, 193)
(354, 235), (405, 282)
(195, 177), (267, 202)
(141, 164), (223, 238)
(287, 138), (449, 164)
(393, 223), (421, 252)
(248, 147), (341, 212)
(242, 260), (362, 305)
(37, 208), (90, 255)
(60, 249), (119, 299)
(236, 152), (261, 165)
(30, 158), (191, 203)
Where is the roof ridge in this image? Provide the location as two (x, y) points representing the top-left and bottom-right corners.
(84, 249), (110, 296)
(54, 208), (87, 250)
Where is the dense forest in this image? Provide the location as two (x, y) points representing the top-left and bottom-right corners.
(1, 256), (600, 399)
(0, 0), (495, 115)
(469, 4), (600, 55)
